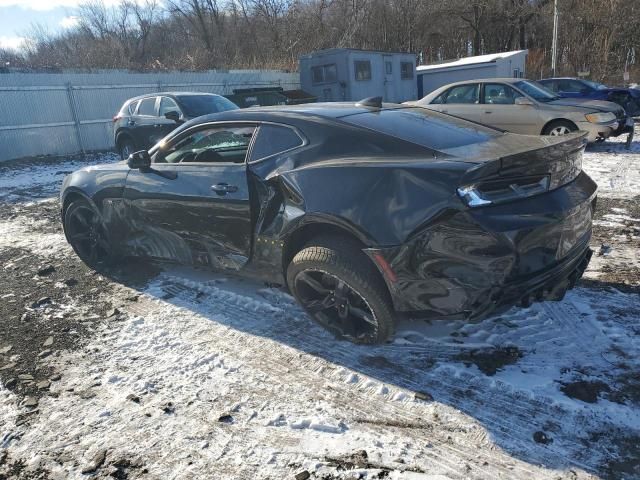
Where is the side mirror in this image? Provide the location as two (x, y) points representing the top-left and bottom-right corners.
(127, 150), (151, 170)
(515, 97), (534, 106)
(164, 110), (180, 122)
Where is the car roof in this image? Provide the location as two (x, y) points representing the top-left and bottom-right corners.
(187, 102), (408, 122)
(161, 102), (440, 141)
(125, 91), (223, 104)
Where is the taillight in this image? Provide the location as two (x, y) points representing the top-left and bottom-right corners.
(458, 175), (550, 207)
(112, 114), (122, 123)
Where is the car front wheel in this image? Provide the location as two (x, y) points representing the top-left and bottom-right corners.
(287, 236), (395, 344)
(64, 199), (114, 270)
(543, 120), (578, 136)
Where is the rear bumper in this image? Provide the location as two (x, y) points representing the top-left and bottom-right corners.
(366, 172), (597, 320)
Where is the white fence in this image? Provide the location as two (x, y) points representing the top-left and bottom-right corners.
(0, 70), (300, 162)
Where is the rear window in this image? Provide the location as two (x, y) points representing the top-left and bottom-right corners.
(341, 107), (499, 150)
(177, 95), (239, 118)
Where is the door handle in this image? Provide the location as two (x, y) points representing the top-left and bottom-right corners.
(441, 109), (448, 113)
(211, 183), (238, 195)
(484, 111), (493, 114)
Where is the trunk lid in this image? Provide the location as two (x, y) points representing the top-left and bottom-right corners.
(442, 131), (587, 191)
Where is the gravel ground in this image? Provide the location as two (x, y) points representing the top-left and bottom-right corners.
(0, 135), (639, 480)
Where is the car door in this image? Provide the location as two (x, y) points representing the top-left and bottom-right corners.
(123, 123), (256, 270)
(157, 96), (183, 138)
(481, 82), (541, 134)
(430, 83), (483, 123)
(133, 96), (161, 149)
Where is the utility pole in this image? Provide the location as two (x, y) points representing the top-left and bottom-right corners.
(551, 0), (558, 76)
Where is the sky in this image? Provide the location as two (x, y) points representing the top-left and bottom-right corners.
(0, 0), (106, 51)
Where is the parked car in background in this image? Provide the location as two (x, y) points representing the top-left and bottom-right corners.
(539, 77), (640, 117)
(113, 92), (238, 159)
(408, 78), (630, 143)
(224, 87), (317, 108)
(62, 101), (595, 344)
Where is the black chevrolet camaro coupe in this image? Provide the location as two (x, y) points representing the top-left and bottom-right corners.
(61, 101), (596, 344)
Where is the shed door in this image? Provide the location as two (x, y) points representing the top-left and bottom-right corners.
(383, 55), (394, 102)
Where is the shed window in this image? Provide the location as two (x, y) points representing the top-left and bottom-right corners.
(385, 61), (393, 74)
(401, 62), (414, 80)
(354, 60), (372, 81)
(311, 64), (337, 85)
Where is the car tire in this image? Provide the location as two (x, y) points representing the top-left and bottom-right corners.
(543, 120), (578, 136)
(118, 138), (135, 160)
(287, 236), (395, 344)
(64, 199), (115, 271)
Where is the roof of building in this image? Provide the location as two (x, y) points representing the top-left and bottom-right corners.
(300, 48), (415, 59)
(416, 50), (527, 73)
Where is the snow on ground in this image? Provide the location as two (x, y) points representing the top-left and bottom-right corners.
(0, 152), (119, 203)
(0, 137), (639, 479)
(583, 131), (640, 198)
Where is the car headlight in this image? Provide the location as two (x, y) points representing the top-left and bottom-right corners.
(458, 175), (551, 207)
(585, 112), (616, 123)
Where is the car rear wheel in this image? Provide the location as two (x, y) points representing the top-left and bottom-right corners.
(64, 199), (114, 270)
(287, 237), (395, 344)
(543, 120), (578, 136)
(119, 139), (135, 160)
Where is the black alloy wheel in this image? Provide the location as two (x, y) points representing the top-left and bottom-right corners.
(287, 236), (395, 344)
(64, 200), (113, 270)
(295, 269), (379, 341)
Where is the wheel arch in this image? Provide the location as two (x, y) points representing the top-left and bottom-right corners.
(281, 218), (378, 286)
(61, 189), (99, 237)
(540, 118), (578, 135)
(115, 129), (135, 150)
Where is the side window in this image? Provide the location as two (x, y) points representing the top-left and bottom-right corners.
(544, 81), (559, 92)
(159, 97), (180, 117)
(127, 100), (139, 115)
(400, 62), (414, 80)
(354, 60), (372, 81)
(137, 97), (157, 116)
(157, 125), (255, 164)
(568, 80), (589, 92)
(443, 84), (479, 104)
(249, 124), (304, 162)
(483, 83), (522, 104)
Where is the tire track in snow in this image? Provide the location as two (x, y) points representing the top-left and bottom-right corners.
(127, 294), (553, 479)
(127, 273), (625, 478)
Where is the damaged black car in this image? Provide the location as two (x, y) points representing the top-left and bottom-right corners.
(60, 101), (596, 344)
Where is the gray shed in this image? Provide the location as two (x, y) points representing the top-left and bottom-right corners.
(300, 48), (417, 103)
(417, 50), (528, 98)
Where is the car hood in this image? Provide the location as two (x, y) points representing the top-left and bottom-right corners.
(547, 97), (620, 113)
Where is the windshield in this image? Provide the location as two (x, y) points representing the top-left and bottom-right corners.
(582, 79), (607, 90)
(176, 95), (239, 117)
(514, 80), (559, 102)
